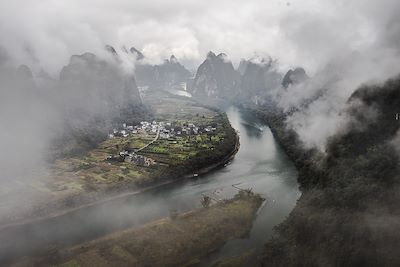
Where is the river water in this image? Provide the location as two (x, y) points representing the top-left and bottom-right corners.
(0, 107), (300, 265)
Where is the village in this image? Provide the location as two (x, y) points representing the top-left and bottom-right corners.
(106, 120), (218, 166)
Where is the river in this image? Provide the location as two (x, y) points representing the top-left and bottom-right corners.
(0, 107), (300, 266)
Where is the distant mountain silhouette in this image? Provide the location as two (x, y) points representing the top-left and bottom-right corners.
(239, 57), (282, 103)
(133, 50), (191, 89)
(60, 50), (142, 116)
(188, 51), (240, 99)
(130, 46), (145, 61)
(282, 67), (308, 88)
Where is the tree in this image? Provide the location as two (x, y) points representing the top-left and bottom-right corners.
(201, 195), (212, 208)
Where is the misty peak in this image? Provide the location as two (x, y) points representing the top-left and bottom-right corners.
(207, 51), (217, 59)
(249, 55), (272, 66)
(217, 53), (231, 63)
(293, 67), (306, 76)
(239, 56), (282, 103)
(69, 53), (97, 66)
(17, 64), (33, 80)
(189, 51), (240, 99)
(282, 67), (308, 88)
(205, 51), (231, 64)
(170, 55), (178, 64)
(134, 52), (191, 89)
(121, 46), (129, 54)
(105, 45), (118, 55)
(238, 59), (248, 75)
(130, 47), (145, 60)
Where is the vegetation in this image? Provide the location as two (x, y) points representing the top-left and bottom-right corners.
(256, 76), (400, 266)
(244, 104), (326, 189)
(20, 193), (264, 267)
(201, 195), (212, 208)
(48, 92), (237, 194)
(1, 90), (238, 226)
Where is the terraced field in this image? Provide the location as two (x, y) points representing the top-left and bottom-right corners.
(0, 90), (236, 226)
(47, 91), (236, 195)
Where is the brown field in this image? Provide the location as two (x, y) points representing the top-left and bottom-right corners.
(16, 193), (264, 267)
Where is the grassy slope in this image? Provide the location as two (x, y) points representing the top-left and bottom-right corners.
(20, 193), (263, 267)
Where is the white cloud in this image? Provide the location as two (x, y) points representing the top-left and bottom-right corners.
(0, 0), (396, 75)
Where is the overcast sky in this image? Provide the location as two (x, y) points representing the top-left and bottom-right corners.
(1, 0), (399, 74)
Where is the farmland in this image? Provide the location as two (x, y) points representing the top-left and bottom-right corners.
(0, 90), (238, 225)
(48, 91), (237, 194)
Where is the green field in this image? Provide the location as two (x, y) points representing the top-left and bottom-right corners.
(0, 90), (237, 226)
(46, 91), (237, 197)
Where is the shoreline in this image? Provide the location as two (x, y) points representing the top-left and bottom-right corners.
(0, 130), (240, 231)
(18, 193), (263, 267)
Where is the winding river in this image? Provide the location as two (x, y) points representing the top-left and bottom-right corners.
(0, 107), (300, 265)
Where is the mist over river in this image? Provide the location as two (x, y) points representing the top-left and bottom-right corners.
(0, 107), (300, 265)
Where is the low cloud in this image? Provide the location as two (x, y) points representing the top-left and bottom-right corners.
(0, 0), (398, 75)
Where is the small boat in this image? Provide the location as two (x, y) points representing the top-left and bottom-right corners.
(193, 173), (199, 177)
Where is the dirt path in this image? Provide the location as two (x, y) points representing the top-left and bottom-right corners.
(136, 128), (160, 152)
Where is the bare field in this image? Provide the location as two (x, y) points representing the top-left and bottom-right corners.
(18, 193), (263, 267)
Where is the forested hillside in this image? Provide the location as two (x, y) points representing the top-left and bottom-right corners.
(261, 76), (400, 266)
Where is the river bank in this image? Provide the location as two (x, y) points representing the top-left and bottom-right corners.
(0, 131), (239, 232)
(0, 95), (242, 266)
(241, 78), (400, 266)
(0, 106), (300, 267)
(16, 193), (264, 267)
(239, 104), (324, 189)
(0, 92), (239, 227)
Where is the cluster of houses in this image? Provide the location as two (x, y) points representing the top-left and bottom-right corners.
(106, 150), (155, 167)
(106, 120), (218, 167)
(108, 120), (218, 140)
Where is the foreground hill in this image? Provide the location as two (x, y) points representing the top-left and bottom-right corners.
(260, 76), (400, 266)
